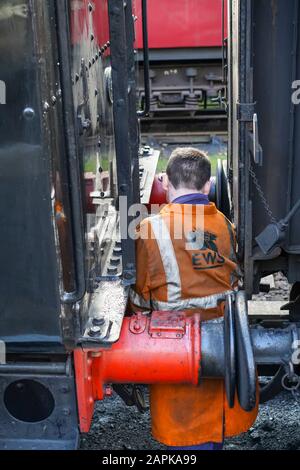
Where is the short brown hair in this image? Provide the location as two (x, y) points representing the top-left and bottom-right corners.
(166, 147), (211, 191)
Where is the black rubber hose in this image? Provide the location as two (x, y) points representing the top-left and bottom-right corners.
(259, 366), (286, 404)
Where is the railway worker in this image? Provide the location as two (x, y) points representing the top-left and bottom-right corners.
(129, 147), (258, 450)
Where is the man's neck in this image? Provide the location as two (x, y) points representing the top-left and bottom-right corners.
(170, 189), (206, 202)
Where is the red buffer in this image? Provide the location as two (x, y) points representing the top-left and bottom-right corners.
(74, 312), (201, 432)
(148, 174), (167, 207)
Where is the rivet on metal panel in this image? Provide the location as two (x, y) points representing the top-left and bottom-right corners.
(124, 272), (134, 281)
(72, 302), (81, 315)
(62, 408), (71, 416)
(120, 183), (128, 192)
(117, 99), (125, 109)
(23, 107), (35, 120)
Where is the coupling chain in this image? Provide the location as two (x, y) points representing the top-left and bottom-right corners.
(281, 360), (300, 402)
(249, 162), (277, 224)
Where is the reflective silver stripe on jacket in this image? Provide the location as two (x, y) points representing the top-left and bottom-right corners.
(151, 290), (235, 311)
(129, 289), (151, 309)
(133, 214), (235, 311)
(149, 215), (182, 303)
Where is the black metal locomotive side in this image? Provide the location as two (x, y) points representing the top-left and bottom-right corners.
(0, 0), (83, 449)
(0, 1), (64, 350)
(228, 0), (300, 301)
(0, 0), (142, 449)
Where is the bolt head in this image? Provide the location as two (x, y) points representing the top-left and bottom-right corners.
(92, 317), (105, 326)
(110, 257), (121, 266)
(133, 322), (141, 332)
(91, 351), (102, 358)
(105, 386), (113, 397)
(88, 325), (101, 337)
(107, 267), (118, 275)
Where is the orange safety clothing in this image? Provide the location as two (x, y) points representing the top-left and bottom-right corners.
(130, 202), (258, 446)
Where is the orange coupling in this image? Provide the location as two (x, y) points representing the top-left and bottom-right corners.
(74, 311), (201, 432)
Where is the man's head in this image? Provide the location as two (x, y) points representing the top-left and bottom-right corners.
(163, 147), (211, 202)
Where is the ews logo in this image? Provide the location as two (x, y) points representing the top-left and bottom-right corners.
(187, 230), (226, 271)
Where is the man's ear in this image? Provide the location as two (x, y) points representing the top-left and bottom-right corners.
(202, 179), (211, 195)
(162, 173), (169, 192)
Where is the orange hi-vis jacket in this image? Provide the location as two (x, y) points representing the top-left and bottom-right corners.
(130, 202), (258, 446)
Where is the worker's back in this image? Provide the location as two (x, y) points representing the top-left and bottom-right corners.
(131, 202), (238, 313)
